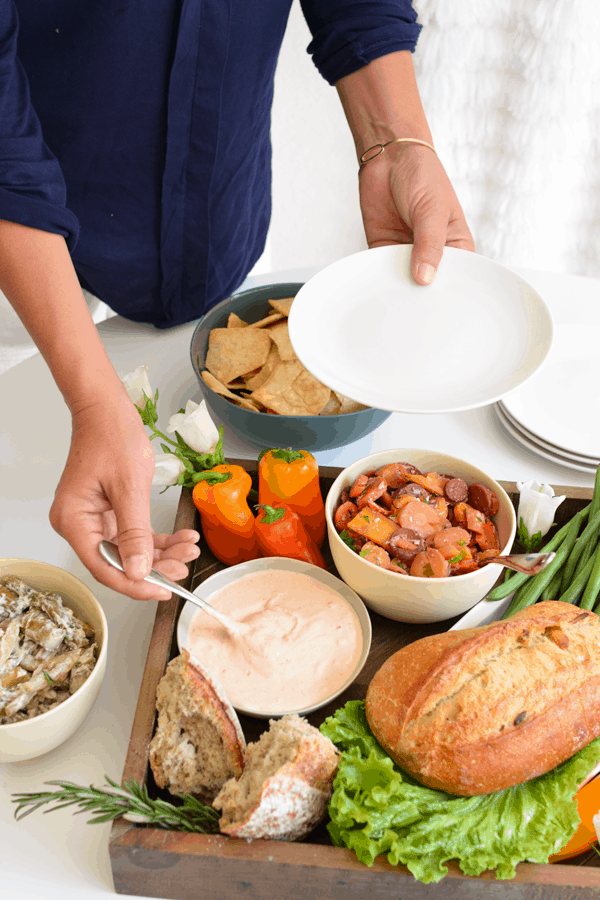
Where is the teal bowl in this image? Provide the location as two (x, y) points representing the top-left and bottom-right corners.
(190, 283), (391, 452)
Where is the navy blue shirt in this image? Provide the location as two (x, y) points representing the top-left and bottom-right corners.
(1, 1), (420, 327)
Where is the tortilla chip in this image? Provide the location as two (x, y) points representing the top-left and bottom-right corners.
(251, 361), (330, 416)
(266, 321), (296, 361)
(268, 297), (294, 317)
(249, 312), (285, 328)
(201, 371), (261, 411)
(205, 327), (272, 385)
(334, 391), (368, 414)
(243, 343), (281, 392)
(227, 313), (248, 328)
(319, 393), (342, 416)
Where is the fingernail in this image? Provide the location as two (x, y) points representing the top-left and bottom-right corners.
(125, 554), (151, 580)
(416, 263), (436, 285)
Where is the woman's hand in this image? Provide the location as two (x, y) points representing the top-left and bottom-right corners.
(358, 141), (474, 283)
(49, 397), (200, 601)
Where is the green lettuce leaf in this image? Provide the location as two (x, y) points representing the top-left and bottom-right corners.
(320, 700), (600, 884)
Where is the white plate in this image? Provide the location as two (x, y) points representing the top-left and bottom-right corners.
(177, 557), (371, 718)
(288, 245), (554, 414)
(502, 320), (600, 458)
(449, 593), (514, 630)
(499, 401), (600, 464)
(495, 404), (598, 473)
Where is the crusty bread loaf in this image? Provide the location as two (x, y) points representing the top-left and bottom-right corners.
(366, 601), (600, 796)
(149, 650), (245, 801)
(213, 714), (340, 840)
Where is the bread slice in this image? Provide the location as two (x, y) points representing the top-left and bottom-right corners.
(213, 714), (340, 840)
(366, 601), (600, 796)
(149, 650), (245, 801)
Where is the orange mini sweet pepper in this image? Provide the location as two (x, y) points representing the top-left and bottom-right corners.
(258, 449), (325, 547)
(255, 504), (327, 569)
(192, 464), (259, 566)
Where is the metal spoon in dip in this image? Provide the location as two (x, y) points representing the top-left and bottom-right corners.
(98, 539), (244, 636)
(478, 550), (556, 576)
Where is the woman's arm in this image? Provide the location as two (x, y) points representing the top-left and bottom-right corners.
(336, 51), (474, 282)
(0, 219), (198, 599)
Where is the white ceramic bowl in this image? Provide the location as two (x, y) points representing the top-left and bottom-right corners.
(325, 449), (517, 624)
(177, 557), (371, 718)
(0, 560), (108, 763)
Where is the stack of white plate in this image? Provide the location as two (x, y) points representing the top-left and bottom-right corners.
(496, 393), (600, 475)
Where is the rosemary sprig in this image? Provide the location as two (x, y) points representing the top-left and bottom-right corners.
(12, 776), (220, 833)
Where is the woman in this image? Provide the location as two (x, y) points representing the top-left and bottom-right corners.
(0, 0), (472, 599)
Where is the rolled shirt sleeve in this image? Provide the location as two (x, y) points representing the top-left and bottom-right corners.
(301, 0), (421, 85)
(0, 2), (79, 249)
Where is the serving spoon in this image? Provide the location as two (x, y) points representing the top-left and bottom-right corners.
(478, 550), (556, 576)
(99, 540), (244, 636)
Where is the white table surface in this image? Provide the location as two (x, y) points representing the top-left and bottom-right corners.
(1, 264), (597, 899)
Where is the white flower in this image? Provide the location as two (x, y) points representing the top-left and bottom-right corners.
(166, 399), (219, 455)
(120, 365), (153, 411)
(516, 479), (565, 549)
(152, 453), (187, 486)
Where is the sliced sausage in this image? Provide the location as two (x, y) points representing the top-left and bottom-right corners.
(385, 528), (426, 563)
(409, 472), (448, 496)
(452, 558), (479, 575)
(444, 477), (469, 504)
(398, 499), (443, 538)
(349, 474), (369, 498)
(433, 527), (472, 561)
(393, 482), (431, 503)
(410, 548), (449, 578)
(428, 496), (450, 521)
(356, 477), (388, 509)
(468, 483), (500, 517)
(359, 542), (392, 568)
(375, 462), (422, 489)
(334, 500), (359, 532)
(476, 520), (500, 552)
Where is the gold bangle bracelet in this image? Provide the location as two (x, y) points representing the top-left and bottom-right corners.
(359, 137), (436, 170)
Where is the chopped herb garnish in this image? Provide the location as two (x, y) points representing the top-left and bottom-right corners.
(42, 671), (56, 688)
(339, 530), (358, 552)
(364, 515), (370, 523)
(359, 549), (369, 558)
(449, 552), (466, 565)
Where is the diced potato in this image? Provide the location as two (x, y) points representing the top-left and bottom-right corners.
(347, 508), (397, 547)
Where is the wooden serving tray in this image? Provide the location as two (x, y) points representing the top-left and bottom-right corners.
(109, 463), (600, 899)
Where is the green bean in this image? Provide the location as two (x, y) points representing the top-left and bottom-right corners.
(556, 555), (595, 606)
(541, 568), (564, 603)
(502, 510), (583, 618)
(580, 541), (600, 610)
(486, 504), (590, 601)
(559, 507), (600, 593)
(572, 468), (600, 584)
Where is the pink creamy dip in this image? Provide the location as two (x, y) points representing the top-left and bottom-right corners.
(187, 569), (363, 713)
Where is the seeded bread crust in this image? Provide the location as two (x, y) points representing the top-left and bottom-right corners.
(149, 650), (246, 801)
(213, 714), (340, 840)
(365, 601), (600, 795)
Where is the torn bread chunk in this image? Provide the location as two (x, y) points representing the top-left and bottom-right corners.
(213, 714), (340, 841)
(149, 650), (245, 802)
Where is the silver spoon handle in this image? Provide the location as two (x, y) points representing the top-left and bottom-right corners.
(98, 540), (237, 632)
(479, 551), (556, 575)
(143, 569), (237, 629)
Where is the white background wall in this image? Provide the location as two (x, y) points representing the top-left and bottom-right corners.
(267, 0), (600, 280)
